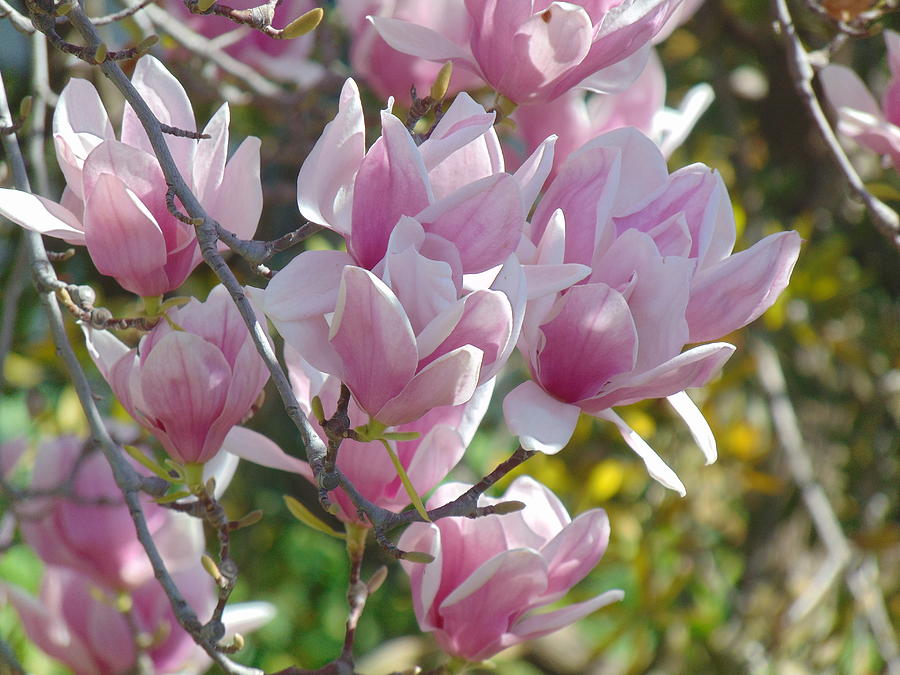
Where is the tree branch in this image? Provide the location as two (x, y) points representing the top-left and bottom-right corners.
(772, 0), (900, 250)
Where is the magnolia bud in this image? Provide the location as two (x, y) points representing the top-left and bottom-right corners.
(280, 7), (323, 39)
(430, 62), (453, 101)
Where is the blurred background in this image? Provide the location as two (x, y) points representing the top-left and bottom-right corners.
(0, 0), (898, 672)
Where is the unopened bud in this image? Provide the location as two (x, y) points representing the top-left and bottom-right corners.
(71, 284), (96, 307)
(310, 395), (325, 424)
(89, 306), (113, 328)
(55, 1), (73, 15)
(234, 509), (264, 529)
(280, 7), (324, 39)
(430, 62), (452, 101)
(93, 42), (108, 64)
(18, 96), (32, 121)
(196, 0), (215, 11)
(402, 551), (435, 564)
(201, 553), (223, 583)
(136, 35), (159, 56)
(366, 566), (388, 594)
(492, 500), (526, 515)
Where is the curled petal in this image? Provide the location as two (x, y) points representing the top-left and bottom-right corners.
(503, 381), (581, 455)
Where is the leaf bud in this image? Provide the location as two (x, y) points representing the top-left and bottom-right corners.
(280, 7), (324, 40)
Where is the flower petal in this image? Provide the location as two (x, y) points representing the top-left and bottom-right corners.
(503, 381), (582, 454)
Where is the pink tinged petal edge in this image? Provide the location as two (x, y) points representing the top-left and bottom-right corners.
(0, 190), (85, 243)
(375, 345), (484, 426)
(329, 266), (418, 416)
(140, 332), (232, 464)
(686, 231), (802, 343)
(514, 135), (558, 212)
(83, 174), (171, 296)
(667, 391), (716, 464)
(503, 381), (582, 455)
(511, 589), (625, 642)
(220, 426), (311, 478)
(818, 64), (883, 120)
(193, 103), (230, 205)
(369, 15), (474, 66)
(211, 138), (263, 243)
(297, 79), (365, 234)
(418, 92), (497, 171)
(595, 408), (686, 496)
(398, 523), (442, 628)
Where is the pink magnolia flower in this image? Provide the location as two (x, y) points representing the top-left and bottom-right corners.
(819, 30), (900, 169)
(509, 50), (714, 178)
(399, 477), (622, 662)
(505, 128), (801, 493)
(1, 565), (274, 675)
(84, 285), (270, 465)
(165, 0), (324, 87)
(297, 78), (547, 272)
(260, 218), (525, 426)
(371, 0), (683, 104)
(15, 435), (203, 591)
(283, 345), (493, 522)
(338, 0), (483, 102)
(0, 56), (262, 297)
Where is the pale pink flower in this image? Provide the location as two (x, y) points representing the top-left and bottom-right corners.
(15, 435), (202, 591)
(819, 30), (900, 169)
(296, 78), (545, 272)
(399, 477), (622, 662)
(505, 128), (801, 493)
(0, 56), (262, 296)
(283, 345), (493, 522)
(260, 218), (525, 426)
(164, 0), (324, 87)
(371, 0), (683, 104)
(1, 565), (274, 675)
(338, 0), (483, 102)
(84, 285), (270, 465)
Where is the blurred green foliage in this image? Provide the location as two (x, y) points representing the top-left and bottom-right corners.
(1, 0), (898, 672)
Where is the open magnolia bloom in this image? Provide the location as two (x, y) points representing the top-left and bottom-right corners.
(0, 56), (262, 297)
(1, 565), (275, 675)
(400, 477), (622, 663)
(260, 218), (525, 426)
(84, 285), (271, 465)
(505, 128), (801, 494)
(819, 29), (900, 169)
(371, 0), (683, 104)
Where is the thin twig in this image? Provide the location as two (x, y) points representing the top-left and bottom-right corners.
(0, 0), (36, 33)
(772, 0), (900, 250)
(0, 63), (262, 675)
(753, 339), (900, 673)
(142, 2), (282, 98)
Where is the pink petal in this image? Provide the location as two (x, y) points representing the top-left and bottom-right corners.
(330, 266), (419, 416)
(537, 282), (638, 402)
(819, 64), (882, 120)
(141, 332), (232, 463)
(503, 381), (582, 454)
(0, 189), (85, 243)
(418, 92), (497, 171)
(219, 426), (310, 475)
(540, 508), (610, 600)
(212, 135), (263, 241)
(370, 15), (474, 64)
(514, 135), (558, 212)
(439, 549), (548, 661)
(595, 408), (686, 495)
(83, 173), (171, 296)
(297, 79), (365, 234)
(686, 231), (802, 342)
(192, 102), (230, 205)
(349, 112), (432, 268)
(511, 590), (624, 641)
(121, 56), (197, 177)
(416, 174), (524, 273)
(375, 345), (483, 425)
(667, 391), (717, 464)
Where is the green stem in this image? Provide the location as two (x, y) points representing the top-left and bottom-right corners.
(378, 438), (430, 522)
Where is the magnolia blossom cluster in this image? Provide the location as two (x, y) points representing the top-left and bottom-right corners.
(0, 436), (273, 674)
(0, 0), (805, 668)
